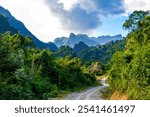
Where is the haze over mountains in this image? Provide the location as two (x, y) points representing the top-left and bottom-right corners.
(54, 33), (123, 48)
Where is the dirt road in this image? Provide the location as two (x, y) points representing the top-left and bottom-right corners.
(64, 78), (108, 100)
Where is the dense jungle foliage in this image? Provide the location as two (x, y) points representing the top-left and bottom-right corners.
(0, 33), (96, 99)
(108, 11), (150, 99)
(55, 40), (125, 65)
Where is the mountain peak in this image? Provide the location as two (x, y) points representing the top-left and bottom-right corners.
(73, 41), (89, 53)
(55, 33), (97, 47)
(69, 33), (77, 39)
(69, 33), (76, 36)
(0, 6), (12, 18)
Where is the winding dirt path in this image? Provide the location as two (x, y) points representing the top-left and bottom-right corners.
(65, 78), (108, 100)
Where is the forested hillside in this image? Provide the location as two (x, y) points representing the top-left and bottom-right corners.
(55, 39), (125, 65)
(78, 40), (125, 64)
(108, 11), (150, 99)
(0, 33), (96, 99)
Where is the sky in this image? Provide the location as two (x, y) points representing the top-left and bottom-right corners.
(0, 0), (150, 42)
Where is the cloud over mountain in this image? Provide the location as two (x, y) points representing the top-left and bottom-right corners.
(45, 0), (125, 32)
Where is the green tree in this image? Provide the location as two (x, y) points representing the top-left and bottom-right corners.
(123, 10), (149, 31)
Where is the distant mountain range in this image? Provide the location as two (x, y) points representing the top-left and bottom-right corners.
(91, 34), (123, 45)
(0, 6), (123, 50)
(54, 33), (123, 48)
(0, 6), (58, 51)
(54, 33), (97, 48)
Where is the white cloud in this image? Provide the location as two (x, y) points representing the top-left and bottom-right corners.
(125, 0), (150, 12)
(0, 0), (149, 42)
(59, 0), (79, 10)
(0, 0), (71, 42)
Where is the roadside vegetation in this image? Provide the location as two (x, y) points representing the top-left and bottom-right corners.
(107, 11), (150, 100)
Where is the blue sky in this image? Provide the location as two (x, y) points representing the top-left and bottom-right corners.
(0, 0), (149, 42)
(93, 15), (128, 37)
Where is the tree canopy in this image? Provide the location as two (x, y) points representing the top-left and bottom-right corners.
(123, 10), (150, 31)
